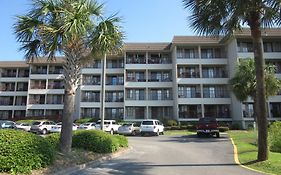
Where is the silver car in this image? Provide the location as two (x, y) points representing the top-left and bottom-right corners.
(0, 120), (16, 129)
(117, 123), (140, 136)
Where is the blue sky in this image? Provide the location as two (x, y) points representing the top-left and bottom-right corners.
(0, 0), (193, 61)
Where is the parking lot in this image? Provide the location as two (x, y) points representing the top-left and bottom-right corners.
(71, 134), (264, 175)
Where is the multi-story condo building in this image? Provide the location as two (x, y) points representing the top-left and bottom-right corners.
(1, 28), (281, 128)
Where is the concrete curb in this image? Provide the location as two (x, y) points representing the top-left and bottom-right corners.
(53, 147), (131, 175)
(230, 138), (274, 175)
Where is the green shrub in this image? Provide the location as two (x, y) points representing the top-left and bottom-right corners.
(218, 126), (229, 132)
(165, 126), (172, 130)
(230, 123), (241, 130)
(72, 130), (126, 153)
(114, 135), (128, 148)
(74, 118), (96, 124)
(186, 124), (197, 131)
(269, 121), (281, 153)
(171, 126), (181, 130)
(0, 129), (55, 174)
(164, 119), (178, 126)
(15, 119), (45, 124)
(45, 133), (60, 150)
(180, 125), (188, 130)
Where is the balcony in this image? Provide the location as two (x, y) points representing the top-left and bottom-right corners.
(48, 83), (64, 89)
(49, 66), (64, 74)
(105, 97), (124, 102)
(1, 72), (17, 77)
(81, 97), (100, 102)
(30, 84), (46, 89)
(31, 68), (47, 74)
(178, 72), (200, 78)
(201, 48), (226, 59)
(202, 68), (228, 78)
(18, 69), (29, 77)
(46, 100), (63, 104)
(0, 83), (15, 91)
(29, 99), (45, 105)
(0, 100), (13, 106)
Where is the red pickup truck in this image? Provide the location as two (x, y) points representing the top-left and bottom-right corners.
(196, 117), (220, 138)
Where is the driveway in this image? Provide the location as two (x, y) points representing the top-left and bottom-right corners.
(71, 134), (264, 175)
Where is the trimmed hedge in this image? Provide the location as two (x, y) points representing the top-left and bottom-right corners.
(114, 135), (129, 148)
(45, 133), (61, 150)
(218, 126), (229, 132)
(0, 129), (55, 174)
(269, 121), (281, 153)
(164, 120), (178, 127)
(74, 118), (96, 124)
(72, 130), (128, 153)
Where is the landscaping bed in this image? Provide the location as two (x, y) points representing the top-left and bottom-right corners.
(229, 130), (281, 175)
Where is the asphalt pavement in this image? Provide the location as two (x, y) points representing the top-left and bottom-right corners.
(71, 134), (264, 175)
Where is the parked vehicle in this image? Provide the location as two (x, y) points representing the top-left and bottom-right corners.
(140, 119), (164, 136)
(50, 122), (78, 133)
(77, 122), (96, 130)
(0, 120), (16, 129)
(95, 120), (121, 134)
(30, 121), (56, 134)
(196, 117), (220, 138)
(15, 123), (31, 131)
(118, 123), (140, 136)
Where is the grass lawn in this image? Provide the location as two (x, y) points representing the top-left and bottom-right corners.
(164, 130), (195, 136)
(228, 130), (281, 175)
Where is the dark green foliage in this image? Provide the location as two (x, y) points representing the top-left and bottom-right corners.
(171, 126), (181, 130)
(72, 130), (128, 153)
(74, 118), (96, 124)
(230, 123), (241, 130)
(165, 126), (172, 130)
(114, 135), (129, 148)
(45, 133), (60, 150)
(269, 122), (281, 153)
(164, 119), (178, 127)
(218, 127), (229, 132)
(0, 129), (55, 174)
(180, 125), (188, 130)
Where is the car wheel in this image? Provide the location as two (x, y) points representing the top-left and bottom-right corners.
(216, 132), (220, 138)
(132, 131), (136, 136)
(156, 130), (160, 136)
(42, 129), (47, 135)
(110, 129), (114, 135)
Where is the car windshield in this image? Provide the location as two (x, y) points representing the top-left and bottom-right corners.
(32, 122), (41, 125)
(122, 124), (132, 127)
(142, 121), (154, 125)
(198, 118), (217, 124)
(83, 123), (90, 126)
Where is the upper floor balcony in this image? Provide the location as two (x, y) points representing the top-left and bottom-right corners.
(0, 97), (13, 106)
(48, 80), (64, 89)
(201, 48), (226, 59)
(48, 66), (64, 74)
(177, 66), (200, 78)
(29, 94), (45, 104)
(31, 66), (47, 74)
(1, 69), (17, 77)
(107, 59), (124, 68)
(105, 91), (124, 102)
(203, 85), (229, 98)
(0, 83), (15, 91)
(126, 53), (146, 64)
(178, 85), (201, 98)
(30, 80), (46, 89)
(202, 66), (228, 78)
(15, 96), (27, 106)
(148, 53), (171, 64)
(106, 75), (124, 85)
(177, 48), (199, 59)
(84, 60), (101, 68)
(16, 82), (28, 91)
(81, 91), (100, 102)
(46, 95), (64, 104)
(148, 71), (172, 82)
(82, 75), (101, 85)
(18, 69), (30, 77)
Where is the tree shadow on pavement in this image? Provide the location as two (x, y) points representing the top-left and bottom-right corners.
(159, 134), (229, 143)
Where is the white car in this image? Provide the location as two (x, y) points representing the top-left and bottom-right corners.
(50, 122), (78, 133)
(95, 120), (121, 134)
(140, 119), (164, 136)
(15, 123), (31, 131)
(30, 121), (56, 135)
(77, 122), (96, 130)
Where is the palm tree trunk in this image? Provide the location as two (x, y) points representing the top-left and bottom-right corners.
(59, 88), (75, 154)
(100, 54), (107, 131)
(250, 21), (268, 161)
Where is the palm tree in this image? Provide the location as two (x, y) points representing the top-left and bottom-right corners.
(183, 0), (281, 161)
(89, 16), (124, 131)
(14, 0), (123, 154)
(229, 59), (281, 122)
